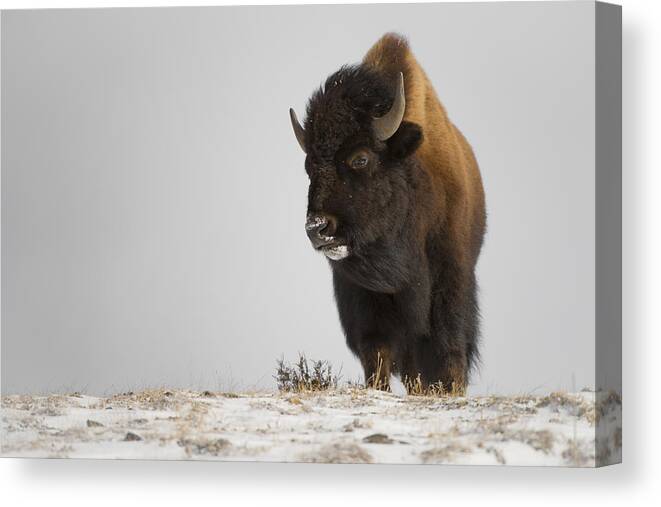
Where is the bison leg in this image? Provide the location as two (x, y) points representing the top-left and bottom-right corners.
(359, 346), (393, 391)
(398, 347), (424, 394)
(404, 334), (468, 396)
(440, 273), (480, 396)
(443, 348), (468, 396)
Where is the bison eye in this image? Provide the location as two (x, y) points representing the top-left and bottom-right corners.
(349, 153), (369, 170)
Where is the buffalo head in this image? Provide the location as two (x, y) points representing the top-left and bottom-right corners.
(289, 67), (423, 263)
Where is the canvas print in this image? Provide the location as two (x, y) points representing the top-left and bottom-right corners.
(1, 1), (621, 466)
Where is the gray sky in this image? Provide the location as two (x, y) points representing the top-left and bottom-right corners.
(1, 2), (595, 395)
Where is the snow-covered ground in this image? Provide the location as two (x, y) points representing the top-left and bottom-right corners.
(1, 388), (620, 466)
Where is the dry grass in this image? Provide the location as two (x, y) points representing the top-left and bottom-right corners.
(275, 354), (340, 393)
(403, 374), (452, 397)
(276, 353), (462, 397)
(562, 438), (592, 466)
(536, 392), (598, 424)
(178, 437), (232, 457)
(595, 390), (622, 423)
(105, 389), (183, 411)
(299, 442), (373, 464)
(1, 394), (72, 417)
(364, 351), (390, 391)
(420, 443), (472, 464)
(473, 415), (555, 454)
(485, 445), (507, 464)
(514, 429), (555, 453)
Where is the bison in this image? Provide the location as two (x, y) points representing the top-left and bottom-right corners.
(289, 33), (486, 394)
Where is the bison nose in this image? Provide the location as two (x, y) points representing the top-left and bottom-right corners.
(305, 213), (338, 248)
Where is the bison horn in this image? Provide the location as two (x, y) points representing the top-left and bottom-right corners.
(289, 108), (307, 153)
(372, 72), (406, 141)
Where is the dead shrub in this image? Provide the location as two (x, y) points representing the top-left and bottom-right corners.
(275, 354), (340, 392)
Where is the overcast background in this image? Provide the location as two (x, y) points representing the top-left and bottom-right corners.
(1, 2), (595, 395)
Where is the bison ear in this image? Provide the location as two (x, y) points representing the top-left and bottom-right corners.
(386, 121), (423, 160)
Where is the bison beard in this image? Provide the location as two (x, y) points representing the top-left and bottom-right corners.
(290, 33), (486, 394)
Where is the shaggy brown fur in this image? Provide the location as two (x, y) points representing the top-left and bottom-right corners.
(363, 34), (486, 274)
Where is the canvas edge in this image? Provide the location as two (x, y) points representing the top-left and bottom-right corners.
(594, 0), (622, 468)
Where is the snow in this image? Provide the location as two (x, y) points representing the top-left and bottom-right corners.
(1, 388), (620, 466)
(321, 244), (350, 260)
(305, 215), (327, 231)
